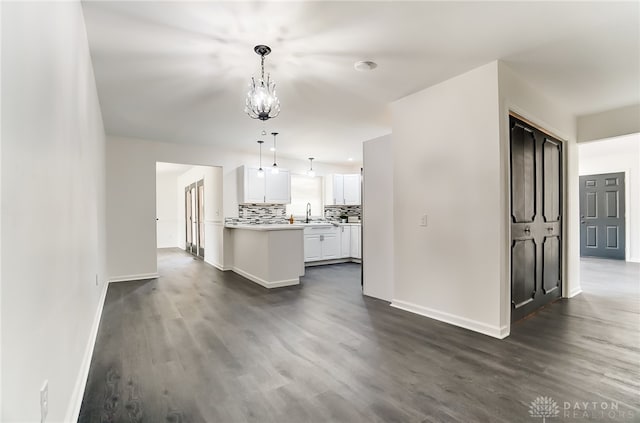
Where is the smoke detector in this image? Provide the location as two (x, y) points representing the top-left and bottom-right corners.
(354, 60), (378, 71)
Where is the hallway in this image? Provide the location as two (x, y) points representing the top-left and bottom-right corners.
(79, 250), (639, 422)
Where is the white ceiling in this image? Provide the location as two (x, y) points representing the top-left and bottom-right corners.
(82, 1), (640, 164)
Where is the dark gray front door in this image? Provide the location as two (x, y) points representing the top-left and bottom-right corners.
(510, 115), (563, 322)
(580, 173), (625, 260)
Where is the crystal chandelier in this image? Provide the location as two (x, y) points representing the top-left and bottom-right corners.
(245, 45), (281, 121)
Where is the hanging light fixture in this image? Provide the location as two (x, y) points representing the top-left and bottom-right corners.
(245, 45), (281, 121)
(307, 158), (315, 177)
(256, 140), (265, 178)
(271, 132), (279, 174)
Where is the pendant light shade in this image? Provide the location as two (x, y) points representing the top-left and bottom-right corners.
(245, 45), (281, 121)
(256, 140), (265, 178)
(271, 132), (279, 174)
(307, 157), (315, 177)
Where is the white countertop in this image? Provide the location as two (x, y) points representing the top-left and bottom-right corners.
(225, 223), (304, 231)
(225, 222), (360, 230)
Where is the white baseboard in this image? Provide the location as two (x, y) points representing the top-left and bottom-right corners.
(305, 258), (361, 267)
(390, 299), (509, 339)
(212, 263), (232, 271)
(231, 267), (299, 288)
(64, 280), (109, 422)
(627, 257), (640, 263)
(568, 287), (583, 298)
(108, 272), (159, 283)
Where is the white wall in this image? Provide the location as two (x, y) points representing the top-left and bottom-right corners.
(156, 171), (180, 248)
(498, 61), (581, 318)
(362, 134), (393, 302)
(579, 133), (640, 262)
(176, 165), (224, 268)
(391, 62), (505, 338)
(577, 104), (640, 143)
(0, 1), (4, 416)
(106, 136), (355, 281)
(1, 2), (107, 422)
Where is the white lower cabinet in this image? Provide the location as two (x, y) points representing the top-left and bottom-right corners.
(322, 234), (340, 259)
(340, 225), (351, 258)
(304, 234), (322, 261)
(304, 226), (340, 262)
(350, 225), (361, 259)
(304, 224), (361, 263)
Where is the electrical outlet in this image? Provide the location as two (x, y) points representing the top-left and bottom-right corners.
(40, 380), (48, 423)
(420, 214), (428, 227)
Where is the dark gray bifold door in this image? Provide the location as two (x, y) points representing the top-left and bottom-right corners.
(579, 173), (625, 260)
(510, 115), (563, 322)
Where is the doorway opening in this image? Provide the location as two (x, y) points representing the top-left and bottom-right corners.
(155, 162), (224, 266)
(185, 179), (205, 258)
(578, 133), (639, 263)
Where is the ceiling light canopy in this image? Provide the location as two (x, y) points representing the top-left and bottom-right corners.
(245, 45), (281, 121)
(354, 60), (378, 71)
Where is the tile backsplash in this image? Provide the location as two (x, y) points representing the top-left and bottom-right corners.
(225, 204), (288, 225)
(324, 205), (361, 221)
(225, 204), (362, 225)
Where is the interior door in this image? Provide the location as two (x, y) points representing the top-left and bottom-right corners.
(185, 185), (195, 254)
(196, 179), (205, 258)
(510, 115), (563, 322)
(579, 173), (625, 259)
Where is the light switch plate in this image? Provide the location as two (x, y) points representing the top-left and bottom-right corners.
(420, 214), (428, 227)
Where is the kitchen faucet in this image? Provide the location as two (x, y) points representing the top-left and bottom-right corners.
(306, 202), (311, 223)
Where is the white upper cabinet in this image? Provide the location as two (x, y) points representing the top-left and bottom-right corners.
(239, 166), (291, 204)
(325, 173), (361, 205)
(244, 167), (266, 203)
(332, 174), (344, 206)
(342, 174), (361, 205)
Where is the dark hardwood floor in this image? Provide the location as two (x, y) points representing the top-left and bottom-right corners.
(78, 250), (640, 423)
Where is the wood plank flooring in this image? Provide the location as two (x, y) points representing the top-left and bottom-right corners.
(78, 250), (640, 422)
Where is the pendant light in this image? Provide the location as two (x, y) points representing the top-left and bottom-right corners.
(307, 157), (315, 177)
(245, 45), (281, 121)
(256, 140), (265, 178)
(271, 132), (279, 174)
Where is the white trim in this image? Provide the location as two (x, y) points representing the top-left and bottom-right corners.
(212, 263), (231, 272)
(230, 267), (299, 288)
(305, 258), (361, 267)
(568, 287), (583, 298)
(64, 280), (109, 422)
(627, 257), (640, 263)
(390, 299), (509, 339)
(108, 272), (159, 283)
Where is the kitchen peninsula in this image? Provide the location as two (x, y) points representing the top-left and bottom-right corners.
(224, 224), (305, 288)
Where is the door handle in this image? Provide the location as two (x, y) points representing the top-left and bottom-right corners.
(581, 221), (585, 224)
